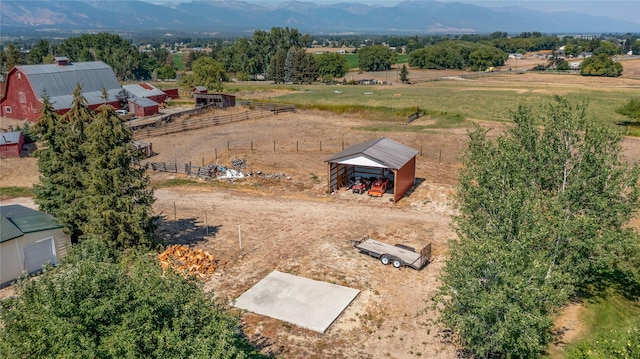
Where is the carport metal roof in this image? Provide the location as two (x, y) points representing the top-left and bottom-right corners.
(324, 137), (418, 169)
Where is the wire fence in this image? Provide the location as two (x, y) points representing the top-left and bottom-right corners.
(130, 102), (296, 140)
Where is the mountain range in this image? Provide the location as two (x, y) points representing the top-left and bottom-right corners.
(1, 0), (638, 36)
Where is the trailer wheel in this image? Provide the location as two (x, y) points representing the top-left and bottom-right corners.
(392, 259), (403, 268)
(380, 255), (391, 265)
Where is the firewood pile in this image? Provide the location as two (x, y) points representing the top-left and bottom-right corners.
(157, 244), (220, 280)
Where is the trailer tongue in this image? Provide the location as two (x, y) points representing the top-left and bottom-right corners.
(352, 236), (432, 270)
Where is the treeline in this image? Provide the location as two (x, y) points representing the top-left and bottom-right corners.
(1, 29), (637, 84)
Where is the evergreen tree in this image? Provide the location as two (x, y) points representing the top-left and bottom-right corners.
(284, 47), (296, 83)
(292, 48), (318, 84)
(80, 106), (157, 249)
(436, 97), (640, 357)
(33, 85), (158, 249)
(399, 64), (409, 83)
(267, 48), (287, 84)
(33, 85), (92, 241)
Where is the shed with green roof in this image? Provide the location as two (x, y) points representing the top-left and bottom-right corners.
(1, 204), (70, 286)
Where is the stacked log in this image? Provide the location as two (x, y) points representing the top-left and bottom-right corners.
(157, 244), (220, 280)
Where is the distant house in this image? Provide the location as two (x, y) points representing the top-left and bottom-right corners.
(0, 58), (122, 122)
(0, 131), (24, 158)
(0, 204), (71, 287)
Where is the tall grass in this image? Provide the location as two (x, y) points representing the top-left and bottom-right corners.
(564, 294), (640, 358)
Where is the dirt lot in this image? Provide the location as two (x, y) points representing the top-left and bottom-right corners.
(2, 62), (640, 358)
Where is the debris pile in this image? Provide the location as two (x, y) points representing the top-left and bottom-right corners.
(157, 244), (220, 280)
(230, 158), (247, 170)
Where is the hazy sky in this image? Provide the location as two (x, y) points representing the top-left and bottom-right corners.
(140, 0), (640, 25)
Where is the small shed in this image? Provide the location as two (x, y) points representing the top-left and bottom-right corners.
(0, 204), (71, 287)
(0, 131), (24, 158)
(325, 137), (419, 203)
(194, 93), (236, 109)
(128, 97), (159, 118)
(193, 86), (208, 94)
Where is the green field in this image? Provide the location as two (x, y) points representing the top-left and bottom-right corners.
(343, 53), (408, 69)
(172, 52), (187, 71)
(230, 76), (634, 129)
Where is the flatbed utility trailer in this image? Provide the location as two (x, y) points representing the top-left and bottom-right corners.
(352, 236), (432, 270)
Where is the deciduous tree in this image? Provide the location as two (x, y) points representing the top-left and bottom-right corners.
(358, 45), (396, 71)
(436, 97), (640, 357)
(580, 53), (623, 77)
(179, 56), (227, 92)
(0, 238), (263, 358)
(316, 52), (349, 80)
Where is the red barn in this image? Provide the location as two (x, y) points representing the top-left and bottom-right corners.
(122, 83), (168, 104)
(0, 131), (25, 158)
(0, 58), (122, 122)
(128, 97), (159, 118)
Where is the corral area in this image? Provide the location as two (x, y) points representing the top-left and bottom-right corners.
(2, 61), (640, 358)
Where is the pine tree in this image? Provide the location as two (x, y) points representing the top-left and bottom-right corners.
(80, 105), (157, 248)
(33, 85), (158, 249)
(33, 86), (91, 241)
(399, 64), (409, 83)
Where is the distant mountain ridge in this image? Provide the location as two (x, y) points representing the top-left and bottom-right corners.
(1, 0), (637, 36)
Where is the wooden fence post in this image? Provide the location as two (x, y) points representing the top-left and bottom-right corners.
(297, 141), (299, 152)
(320, 141), (322, 152)
(215, 148), (217, 160)
(342, 140), (344, 150)
(439, 150), (442, 163)
(251, 141), (253, 152)
(273, 140), (276, 151)
(227, 141), (230, 150)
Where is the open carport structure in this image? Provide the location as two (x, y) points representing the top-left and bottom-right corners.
(325, 137), (419, 203)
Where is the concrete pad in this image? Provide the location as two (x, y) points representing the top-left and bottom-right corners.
(233, 270), (360, 333)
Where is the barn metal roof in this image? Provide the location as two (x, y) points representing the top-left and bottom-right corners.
(129, 97), (159, 107)
(123, 83), (165, 99)
(324, 137), (418, 170)
(0, 131), (22, 145)
(0, 205), (62, 243)
(15, 61), (122, 110)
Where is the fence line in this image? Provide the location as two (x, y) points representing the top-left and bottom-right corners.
(130, 101), (296, 140)
(149, 162), (217, 178)
(147, 137), (461, 168)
